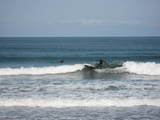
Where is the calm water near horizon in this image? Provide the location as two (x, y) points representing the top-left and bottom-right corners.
(0, 37), (160, 119)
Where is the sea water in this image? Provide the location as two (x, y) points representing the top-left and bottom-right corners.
(0, 37), (160, 119)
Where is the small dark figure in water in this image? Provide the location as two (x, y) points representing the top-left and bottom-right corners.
(83, 59), (109, 71)
(99, 59), (103, 65)
(96, 59), (106, 69)
(59, 60), (64, 63)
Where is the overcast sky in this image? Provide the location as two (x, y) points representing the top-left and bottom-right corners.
(0, 0), (160, 36)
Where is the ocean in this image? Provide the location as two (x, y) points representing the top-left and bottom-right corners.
(0, 37), (160, 120)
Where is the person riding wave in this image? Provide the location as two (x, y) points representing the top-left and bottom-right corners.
(95, 59), (109, 69)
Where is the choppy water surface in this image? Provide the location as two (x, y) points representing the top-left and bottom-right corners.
(0, 37), (160, 119)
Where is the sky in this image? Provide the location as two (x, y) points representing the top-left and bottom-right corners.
(0, 0), (160, 37)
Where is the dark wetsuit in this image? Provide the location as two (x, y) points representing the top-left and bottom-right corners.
(59, 60), (64, 63)
(95, 59), (104, 69)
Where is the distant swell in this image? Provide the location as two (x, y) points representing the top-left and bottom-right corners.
(0, 64), (85, 75)
(0, 98), (159, 107)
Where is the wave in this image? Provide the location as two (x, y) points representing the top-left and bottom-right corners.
(96, 61), (160, 76)
(0, 64), (85, 75)
(123, 61), (160, 75)
(0, 61), (160, 76)
(0, 98), (159, 107)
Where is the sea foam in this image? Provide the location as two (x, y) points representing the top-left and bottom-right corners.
(0, 62), (160, 76)
(0, 98), (159, 107)
(123, 61), (160, 75)
(0, 64), (85, 75)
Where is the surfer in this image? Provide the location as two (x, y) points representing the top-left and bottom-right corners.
(59, 60), (64, 63)
(95, 59), (107, 69)
(83, 59), (122, 71)
(83, 59), (106, 71)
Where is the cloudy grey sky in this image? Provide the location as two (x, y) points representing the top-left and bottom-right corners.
(0, 0), (160, 36)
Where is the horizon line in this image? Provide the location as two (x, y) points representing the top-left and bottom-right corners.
(0, 35), (160, 38)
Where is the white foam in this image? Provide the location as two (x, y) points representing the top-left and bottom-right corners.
(123, 61), (160, 75)
(0, 98), (159, 107)
(0, 62), (160, 76)
(0, 64), (85, 75)
(95, 67), (125, 74)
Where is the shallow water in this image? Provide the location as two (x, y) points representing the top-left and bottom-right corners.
(0, 37), (160, 119)
(0, 106), (160, 120)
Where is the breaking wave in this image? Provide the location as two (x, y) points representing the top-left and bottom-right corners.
(0, 98), (159, 107)
(0, 64), (85, 75)
(0, 61), (160, 76)
(96, 61), (160, 76)
(123, 61), (160, 75)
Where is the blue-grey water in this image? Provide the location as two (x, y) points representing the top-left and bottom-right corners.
(0, 37), (160, 120)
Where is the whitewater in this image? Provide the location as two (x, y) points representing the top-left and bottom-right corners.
(0, 61), (160, 76)
(0, 98), (160, 108)
(0, 37), (160, 120)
